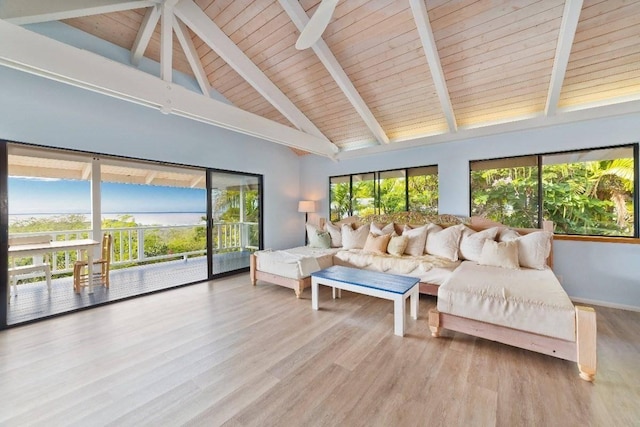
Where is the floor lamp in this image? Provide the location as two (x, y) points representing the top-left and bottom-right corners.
(298, 200), (316, 244)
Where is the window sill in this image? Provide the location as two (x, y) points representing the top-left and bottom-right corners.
(553, 235), (640, 244)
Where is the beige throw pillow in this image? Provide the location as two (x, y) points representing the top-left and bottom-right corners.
(325, 222), (342, 247)
(402, 224), (428, 256)
(459, 226), (499, 262)
(387, 234), (409, 256)
(425, 224), (463, 262)
(363, 232), (391, 254)
(478, 240), (520, 270)
(500, 229), (552, 270)
(341, 223), (370, 249)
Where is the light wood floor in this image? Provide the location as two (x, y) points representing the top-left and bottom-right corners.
(1, 273), (638, 426)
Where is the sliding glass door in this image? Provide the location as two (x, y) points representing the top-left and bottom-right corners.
(208, 171), (261, 276)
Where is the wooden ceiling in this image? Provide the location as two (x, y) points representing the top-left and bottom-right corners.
(1, 0), (640, 158)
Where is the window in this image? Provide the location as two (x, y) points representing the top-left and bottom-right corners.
(329, 165), (438, 222)
(470, 145), (637, 237)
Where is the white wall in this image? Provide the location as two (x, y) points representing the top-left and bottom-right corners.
(300, 114), (640, 310)
(0, 66), (304, 251)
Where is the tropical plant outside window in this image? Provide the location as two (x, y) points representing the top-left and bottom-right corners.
(329, 166), (438, 222)
(470, 145), (637, 237)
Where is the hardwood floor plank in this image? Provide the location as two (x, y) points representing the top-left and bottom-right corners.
(0, 273), (638, 426)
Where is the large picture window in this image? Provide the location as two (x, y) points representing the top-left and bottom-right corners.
(470, 145), (638, 237)
(330, 166), (438, 222)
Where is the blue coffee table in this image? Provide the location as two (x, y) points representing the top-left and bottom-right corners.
(311, 265), (420, 336)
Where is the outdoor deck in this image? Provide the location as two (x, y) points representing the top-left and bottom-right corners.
(7, 252), (250, 325)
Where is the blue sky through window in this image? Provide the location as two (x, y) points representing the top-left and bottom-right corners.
(9, 177), (206, 214)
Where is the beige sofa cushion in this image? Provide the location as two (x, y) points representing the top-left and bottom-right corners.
(437, 261), (575, 341)
(387, 234), (409, 256)
(363, 232), (391, 254)
(402, 224), (428, 256)
(325, 222), (342, 248)
(501, 230), (552, 270)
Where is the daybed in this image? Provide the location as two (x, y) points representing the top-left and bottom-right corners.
(250, 212), (597, 381)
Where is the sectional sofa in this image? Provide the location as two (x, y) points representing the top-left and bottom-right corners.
(249, 212), (597, 381)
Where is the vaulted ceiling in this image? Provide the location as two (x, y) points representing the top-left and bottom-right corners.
(1, 0), (639, 159)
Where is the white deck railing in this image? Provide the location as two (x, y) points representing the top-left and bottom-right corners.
(9, 222), (258, 275)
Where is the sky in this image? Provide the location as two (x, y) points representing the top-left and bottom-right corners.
(8, 177), (207, 214)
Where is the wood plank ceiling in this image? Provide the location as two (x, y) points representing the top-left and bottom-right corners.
(3, 0), (640, 157)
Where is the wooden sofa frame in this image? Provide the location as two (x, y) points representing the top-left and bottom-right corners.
(427, 217), (597, 382)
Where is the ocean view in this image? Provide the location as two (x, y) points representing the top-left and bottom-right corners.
(9, 212), (206, 226)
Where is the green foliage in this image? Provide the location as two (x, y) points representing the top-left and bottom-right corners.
(470, 159), (635, 236)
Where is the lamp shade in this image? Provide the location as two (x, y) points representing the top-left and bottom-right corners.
(298, 200), (316, 213)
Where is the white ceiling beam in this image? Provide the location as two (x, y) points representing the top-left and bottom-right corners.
(278, 0), (389, 145)
(174, 0), (332, 143)
(0, 20), (338, 158)
(409, 0), (457, 133)
(545, 0), (584, 116)
(160, 2), (174, 82)
(130, 5), (160, 66)
(0, 0), (159, 25)
(174, 16), (210, 97)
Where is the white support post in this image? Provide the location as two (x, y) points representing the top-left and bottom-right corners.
(90, 159), (102, 258)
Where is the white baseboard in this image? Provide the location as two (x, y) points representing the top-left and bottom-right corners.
(570, 297), (640, 312)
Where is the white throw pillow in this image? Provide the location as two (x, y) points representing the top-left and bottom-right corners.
(370, 222), (395, 236)
(402, 224), (428, 256)
(341, 223), (370, 249)
(425, 224), (463, 262)
(515, 231), (552, 270)
(325, 222), (342, 247)
(478, 239), (520, 270)
(459, 226), (499, 262)
(305, 223), (322, 245)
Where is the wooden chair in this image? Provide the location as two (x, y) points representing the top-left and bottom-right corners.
(73, 233), (112, 292)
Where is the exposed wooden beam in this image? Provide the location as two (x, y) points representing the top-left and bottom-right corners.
(0, 20), (338, 158)
(130, 5), (160, 66)
(82, 163), (92, 180)
(145, 171), (158, 184)
(174, 0), (332, 143)
(545, 0), (584, 116)
(174, 16), (210, 96)
(0, 0), (159, 25)
(278, 0), (389, 145)
(160, 2), (173, 82)
(409, 0), (457, 133)
(190, 175), (203, 188)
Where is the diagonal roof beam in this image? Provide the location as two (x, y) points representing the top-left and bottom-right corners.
(0, 0), (159, 25)
(278, 0), (389, 145)
(174, 16), (210, 96)
(160, 1), (175, 82)
(545, 0), (584, 116)
(409, 0), (457, 133)
(174, 0), (331, 142)
(130, 5), (160, 66)
(0, 19), (338, 158)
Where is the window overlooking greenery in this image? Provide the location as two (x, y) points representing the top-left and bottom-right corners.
(470, 145), (637, 237)
(329, 166), (438, 222)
